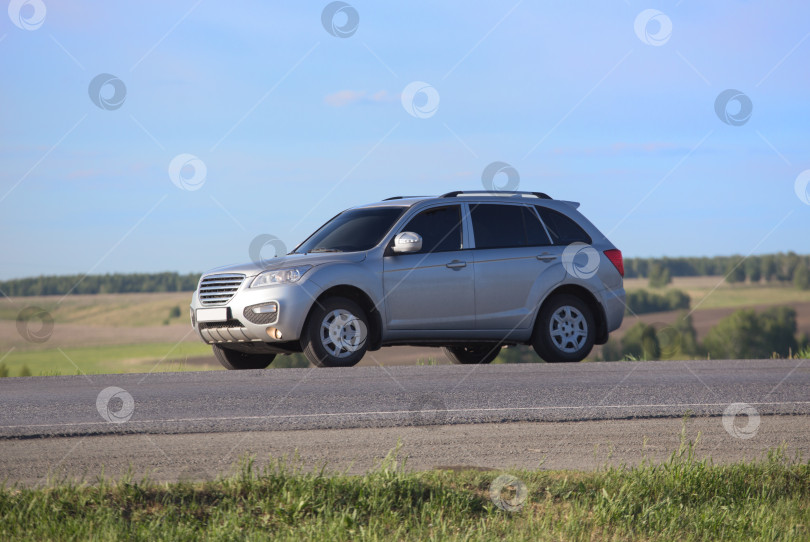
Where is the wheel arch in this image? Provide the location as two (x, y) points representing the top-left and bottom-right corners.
(306, 285), (383, 351)
(535, 284), (609, 345)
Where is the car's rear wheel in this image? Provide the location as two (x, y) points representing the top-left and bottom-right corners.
(302, 297), (368, 367)
(532, 294), (595, 363)
(442, 344), (502, 365)
(212, 345), (275, 370)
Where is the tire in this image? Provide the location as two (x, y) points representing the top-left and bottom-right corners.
(532, 294), (595, 363)
(302, 297), (369, 368)
(212, 345), (275, 370)
(442, 344), (502, 365)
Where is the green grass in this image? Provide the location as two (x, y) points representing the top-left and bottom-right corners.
(1, 441), (808, 541)
(0, 342), (217, 376)
(0, 343), (311, 376)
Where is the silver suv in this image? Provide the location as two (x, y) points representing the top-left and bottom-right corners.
(190, 191), (625, 369)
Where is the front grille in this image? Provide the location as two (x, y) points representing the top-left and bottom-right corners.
(199, 273), (245, 306)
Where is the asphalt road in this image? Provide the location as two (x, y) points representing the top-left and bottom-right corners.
(1, 359), (808, 438)
(1, 359), (809, 485)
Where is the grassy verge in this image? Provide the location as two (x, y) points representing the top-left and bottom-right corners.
(0, 343), (311, 376)
(1, 441), (807, 541)
(0, 343), (218, 376)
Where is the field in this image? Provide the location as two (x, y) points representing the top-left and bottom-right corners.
(0, 292), (223, 376)
(623, 276), (810, 312)
(2, 277), (810, 376)
(0, 440), (807, 541)
(619, 276), (810, 342)
(0, 292), (193, 329)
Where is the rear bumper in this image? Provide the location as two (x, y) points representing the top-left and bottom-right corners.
(599, 286), (625, 333)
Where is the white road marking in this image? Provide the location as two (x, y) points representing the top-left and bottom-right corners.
(2, 401), (809, 431)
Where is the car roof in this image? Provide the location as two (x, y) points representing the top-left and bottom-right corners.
(350, 197), (427, 209)
(351, 192), (580, 210)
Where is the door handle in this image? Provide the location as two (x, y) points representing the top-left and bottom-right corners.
(446, 260), (467, 269)
(536, 252), (556, 262)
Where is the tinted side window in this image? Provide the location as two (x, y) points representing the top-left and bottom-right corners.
(470, 204), (553, 249)
(402, 205), (462, 253)
(522, 206), (552, 246)
(536, 207), (592, 245)
(470, 204), (525, 249)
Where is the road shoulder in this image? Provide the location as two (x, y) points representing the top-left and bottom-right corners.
(2, 416), (807, 486)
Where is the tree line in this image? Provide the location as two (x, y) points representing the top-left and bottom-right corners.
(625, 289), (690, 315)
(0, 272), (201, 297)
(625, 252), (810, 289)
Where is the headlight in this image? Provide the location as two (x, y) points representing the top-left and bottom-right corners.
(250, 265), (312, 288)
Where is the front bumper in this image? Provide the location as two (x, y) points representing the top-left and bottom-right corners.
(190, 277), (322, 345)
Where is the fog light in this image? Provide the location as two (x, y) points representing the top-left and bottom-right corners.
(266, 327), (283, 340)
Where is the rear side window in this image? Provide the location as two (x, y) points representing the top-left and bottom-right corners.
(402, 205), (462, 253)
(523, 207), (552, 246)
(470, 204), (552, 249)
(536, 207), (592, 245)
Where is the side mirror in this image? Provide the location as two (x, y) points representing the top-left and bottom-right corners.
(392, 232), (422, 254)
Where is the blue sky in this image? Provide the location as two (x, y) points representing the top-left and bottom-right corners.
(1, 0), (809, 279)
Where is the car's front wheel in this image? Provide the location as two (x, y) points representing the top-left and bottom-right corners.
(302, 297), (369, 367)
(212, 345), (275, 370)
(532, 294), (595, 363)
(442, 344), (502, 364)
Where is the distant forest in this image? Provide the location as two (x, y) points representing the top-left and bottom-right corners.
(625, 252), (810, 288)
(0, 252), (808, 297)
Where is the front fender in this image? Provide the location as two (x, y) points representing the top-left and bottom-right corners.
(306, 259), (386, 319)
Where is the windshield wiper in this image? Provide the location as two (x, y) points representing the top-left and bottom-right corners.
(308, 248), (343, 253)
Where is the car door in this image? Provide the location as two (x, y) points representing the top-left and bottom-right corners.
(382, 204), (475, 330)
(470, 203), (563, 330)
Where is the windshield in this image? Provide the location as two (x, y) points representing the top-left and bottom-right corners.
(294, 207), (406, 254)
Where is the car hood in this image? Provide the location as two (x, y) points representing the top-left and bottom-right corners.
(203, 252), (367, 278)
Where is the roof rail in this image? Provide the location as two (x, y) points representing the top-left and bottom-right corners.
(439, 190), (552, 200)
(382, 196), (428, 201)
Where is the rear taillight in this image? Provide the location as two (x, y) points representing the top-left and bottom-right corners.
(603, 249), (624, 277)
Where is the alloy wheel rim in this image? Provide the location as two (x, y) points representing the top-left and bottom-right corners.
(320, 309), (366, 358)
(549, 305), (587, 353)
